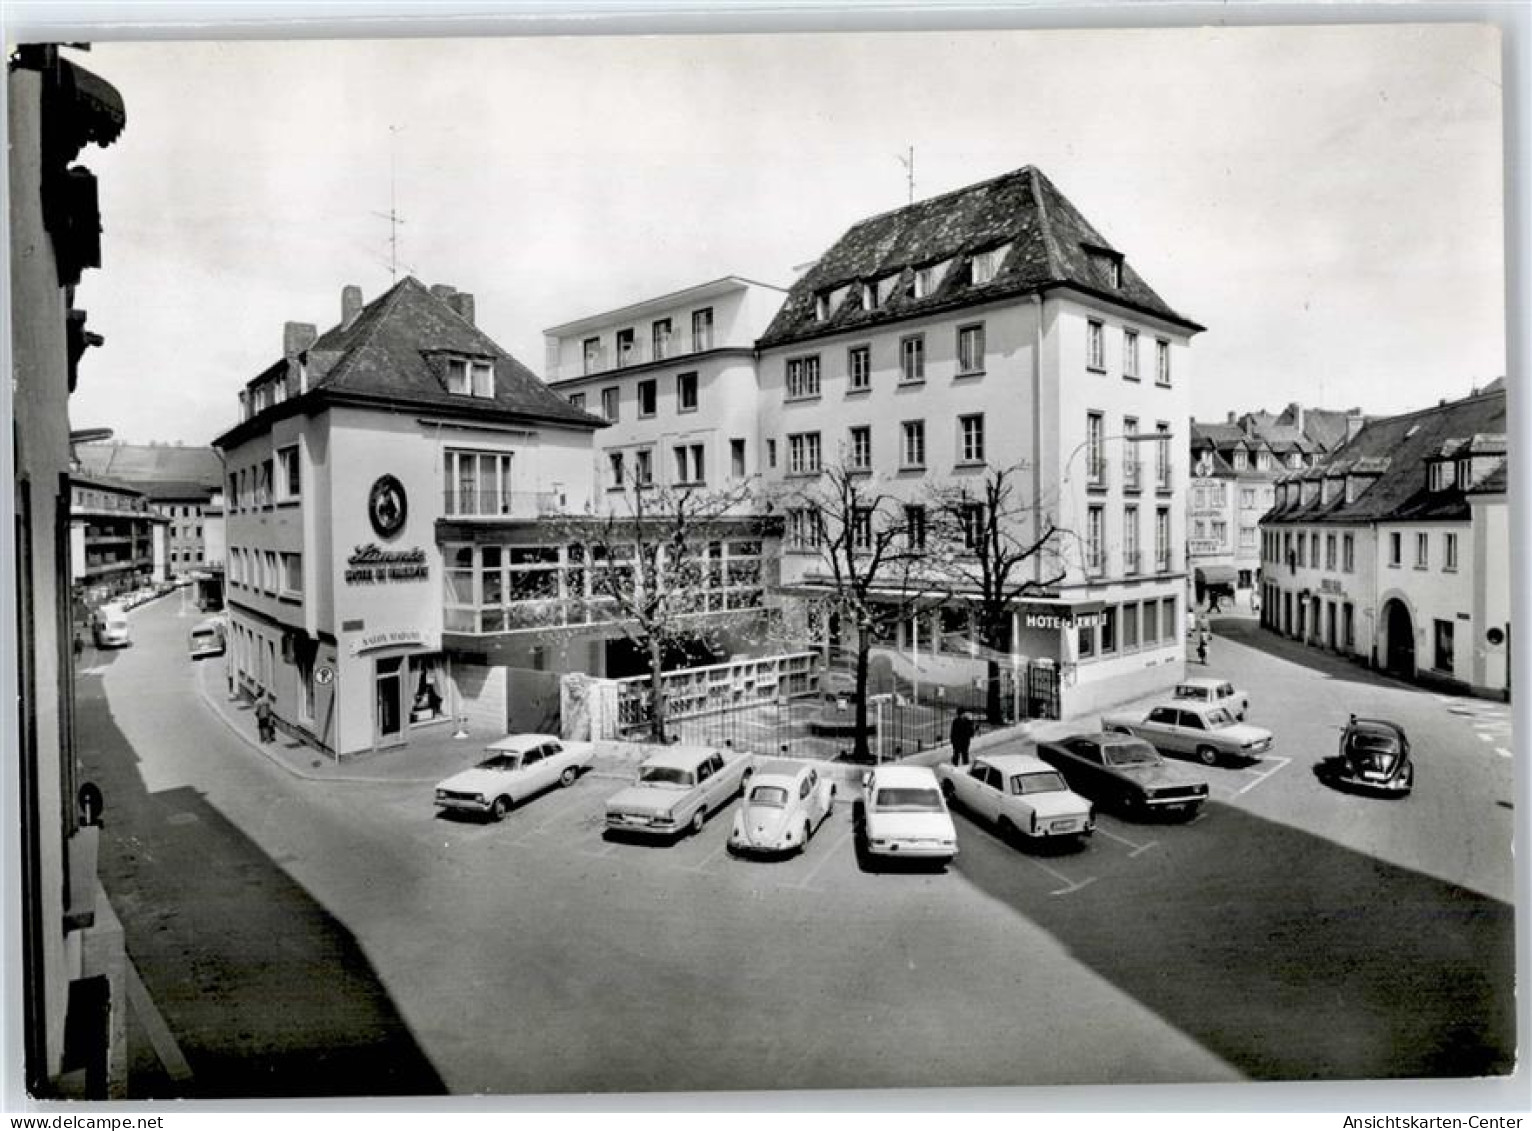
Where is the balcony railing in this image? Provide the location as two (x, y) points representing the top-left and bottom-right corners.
(443, 489), (564, 519)
(563, 331), (718, 381)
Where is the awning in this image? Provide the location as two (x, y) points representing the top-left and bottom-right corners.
(1194, 565), (1238, 589)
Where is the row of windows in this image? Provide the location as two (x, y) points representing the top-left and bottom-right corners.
(784, 502), (985, 553)
(442, 539), (762, 634)
(1076, 596), (1180, 661)
(1265, 528), (1461, 575)
(569, 370), (699, 423)
(228, 546), (302, 597)
(604, 438), (750, 490)
(168, 549), (206, 564)
(229, 446), (300, 513)
(73, 488), (150, 513)
(1084, 412), (1174, 491)
(812, 243), (1014, 321)
(1085, 320), (1172, 386)
(784, 324), (987, 400)
(1083, 505), (1174, 577)
(777, 415), (987, 476)
(580, 308), (714, 376)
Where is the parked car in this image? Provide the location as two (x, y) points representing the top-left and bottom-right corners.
(90, 603), (130, 648)
(434, 733), (595, 821)
(604, 746), (754, 838)
(1172, 677), (1249, 720)
(1037, 732), (1209, 818)
(727, 760), (836, 856)
(1101, 702), (1273, 766)
(855, 764), (958, 865)
(937, 753), (1094, 846)
(1326, 715), (1414, 796)
(187, 618), (226, 659)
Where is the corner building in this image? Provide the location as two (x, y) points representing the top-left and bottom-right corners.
(214, 279), (605, 757)
(756, 166), (1203, 716)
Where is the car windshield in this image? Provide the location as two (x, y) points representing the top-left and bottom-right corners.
(1205, 708), (1237, 727)
(873, 787), (943, 812)
(1105, 742), (1159, 767)
(1174, 685), (1208, 699)
(1012, 771), (1067, 795)
(476, 753), (521, 771)
(638, 766), (694, 787)
(748, 785), (789, 808)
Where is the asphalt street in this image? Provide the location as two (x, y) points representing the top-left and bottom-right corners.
(76, 596), (1516, 1097)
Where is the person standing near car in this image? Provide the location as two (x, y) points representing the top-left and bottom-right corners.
(950, 709), (975, 766)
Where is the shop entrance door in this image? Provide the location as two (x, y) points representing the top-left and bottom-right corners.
(374, 657), (407, 749)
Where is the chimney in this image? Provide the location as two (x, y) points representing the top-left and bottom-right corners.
(1287, 401), (1304, 433)
(341, 285), (363, 328)
(1346, 413), (1365, 442)
(448, 292), (475, 325)
(284, 321), (317, 358)
(1226, 411), (1236, 425)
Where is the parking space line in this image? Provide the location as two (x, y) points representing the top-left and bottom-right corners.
(1237, 755), (1292, 796)
(1094, 825), (1157, 856)
(785, 826), (854, 891)
(1017, 853), (1095, 896)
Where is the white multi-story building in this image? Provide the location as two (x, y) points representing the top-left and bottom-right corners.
(215, 279), (608, 757)
(543, 277), (787, 504)
(754, 165), (1204, 717)
(1260, 385), (1509, 698)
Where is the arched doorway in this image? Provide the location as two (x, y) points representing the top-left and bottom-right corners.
(1382, 598), (1416, 677)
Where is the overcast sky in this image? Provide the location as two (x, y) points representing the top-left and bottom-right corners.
(65, 23), (1506, 445)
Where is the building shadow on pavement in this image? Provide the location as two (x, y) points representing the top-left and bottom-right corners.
(1210, 617), (1430, 694)
(74, 679), (445, 1099)
(950, 800), (1514, 1082)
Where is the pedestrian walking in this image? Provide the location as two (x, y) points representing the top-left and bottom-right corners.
(254, 690), (275, 743)
(950, 708), (975, 766)
(1197, 629), (1210, 666)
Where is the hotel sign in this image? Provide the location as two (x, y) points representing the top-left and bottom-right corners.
(1019, 603), (1104, 631)
(345, 543), (429, 585)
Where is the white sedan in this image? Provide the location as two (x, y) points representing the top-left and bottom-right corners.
(728, 760), (836, 856)
(937, 753), (1095, 845)
(435, 733), (594, 821)
(855, 764), (958, 865)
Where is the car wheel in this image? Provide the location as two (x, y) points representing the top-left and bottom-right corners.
(490, 796), (512, 822)
(559, 766), (578, 788)
(1196, 745), (1219, 767)
(689, 807), (707, 836)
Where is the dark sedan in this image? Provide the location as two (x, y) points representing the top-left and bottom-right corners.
(1322, 715), (1414, 797)
(1036, 732), (1210, 819)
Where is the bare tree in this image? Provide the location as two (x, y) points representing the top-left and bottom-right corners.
(926, 463), (1068, 724)
(556, 471), (762, 743)
(776, 461), (947, 760)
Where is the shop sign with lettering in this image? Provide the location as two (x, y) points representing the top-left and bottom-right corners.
(1022, 609), (1103, 631)
(344, 543), (429, 585)
(350, 629), (428, 656)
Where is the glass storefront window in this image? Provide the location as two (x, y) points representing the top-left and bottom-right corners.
(409, 654), (448, 724)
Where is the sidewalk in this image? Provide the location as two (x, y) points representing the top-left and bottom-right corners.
(193, 659), (634, 785)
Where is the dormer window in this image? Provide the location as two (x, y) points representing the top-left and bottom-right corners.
(1109, 259), (1123, 288)
(970, 243), (1011, 286)
(1256, 451), (1271, 471)
(1232, 450), (1248, 471)
(1456, 458), (1471, 488)
(861, 282), (880, 311)
(1429, 462), (1451, 492)
(815, 294), (831, 321)
(447, 357), (495, 398)
(913, 260), (951, 299)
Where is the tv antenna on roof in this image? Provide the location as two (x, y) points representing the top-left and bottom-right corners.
(896, 146), (914, 204)
(372, 125), (407, 280)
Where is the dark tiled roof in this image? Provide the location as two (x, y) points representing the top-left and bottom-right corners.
(1296, 408), (1355, 452)
(69, 471), (145, 496)
(1265, 389), (1507, 525)
(309, 278), (603, 428)
(1191, 421), (1247, 447)
(757, 166), (1201, 350)
(137, 479), (219, 502)
(217, 278), (606, 448)
(74, 443), (223, 488)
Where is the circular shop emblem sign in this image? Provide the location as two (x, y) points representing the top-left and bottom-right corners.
(368, 474), (408, 539)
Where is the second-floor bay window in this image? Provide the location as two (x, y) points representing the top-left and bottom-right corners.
(786, 355), (821, 399)
(446, 449), (514, 516)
